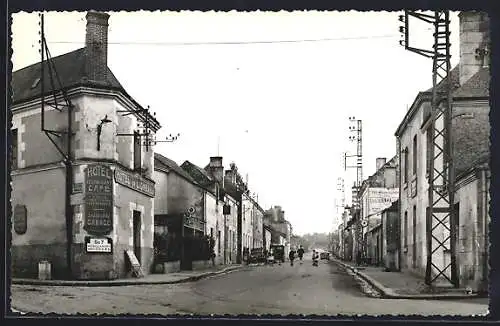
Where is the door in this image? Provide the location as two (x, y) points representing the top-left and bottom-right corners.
(133, 210), (141, 265)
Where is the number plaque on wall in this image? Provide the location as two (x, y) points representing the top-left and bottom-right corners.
(83, 164), (114, 235)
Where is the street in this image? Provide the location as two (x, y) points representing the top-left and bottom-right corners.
(11, 257), (489, 316)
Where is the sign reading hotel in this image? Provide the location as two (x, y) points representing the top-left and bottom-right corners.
(84, 164), (113, 235)
(114, 168), (155, 197)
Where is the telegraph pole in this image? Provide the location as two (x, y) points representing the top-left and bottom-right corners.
(398, 11), (458, 287)
(345, 117), (364, 265)
(39, 13), (75, 278)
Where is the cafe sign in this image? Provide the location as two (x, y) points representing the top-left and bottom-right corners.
(83, 164), (113, 235)
(114, 168), (155, 197)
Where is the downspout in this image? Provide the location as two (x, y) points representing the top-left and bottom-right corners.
(65, 103), (73, 279)
(397, 135), (402, 271)
(480, 167), (489, 291)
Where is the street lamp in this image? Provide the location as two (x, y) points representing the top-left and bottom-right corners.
(97, 115), (112, 151)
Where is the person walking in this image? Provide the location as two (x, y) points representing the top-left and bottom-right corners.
(297, 245), (305, 262)
(209, 235), (216, 267)
(289, 247), (296, 266)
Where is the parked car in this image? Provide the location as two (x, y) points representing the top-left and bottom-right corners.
(249, 248), (266, 264)
(270, 244), (285, 263)
(319, 250), (330, 260)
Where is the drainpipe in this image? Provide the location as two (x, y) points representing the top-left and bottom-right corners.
(397, 136), (402, 271)
(480, 167), (489, 290)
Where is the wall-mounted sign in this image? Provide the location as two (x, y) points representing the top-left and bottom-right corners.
(184, 215), (204, 232)
(84, 164), (113, 235)
(115, 168), (155, 197)
(72, 183), (83, 194)
(13, 204), (27, 235)
(85, 237), (112, 253)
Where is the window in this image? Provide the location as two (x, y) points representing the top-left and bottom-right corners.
(403, 147), (409, 183)
(133, 130), (141, 171)
(426, 128), (432, 174)
(404, 211), (408, 248)
(11, 129), (18, 170)
(412, 135), (417, 175)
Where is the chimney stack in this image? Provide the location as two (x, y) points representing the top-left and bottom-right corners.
(376, 157), (387, 171)
(85, 11), (110, 82)
(208, 156), (224, 185)
(458, 11), (490, 86)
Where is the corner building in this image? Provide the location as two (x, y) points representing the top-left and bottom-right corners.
(11, 11), (161, 280)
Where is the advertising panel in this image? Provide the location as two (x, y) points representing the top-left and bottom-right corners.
(84, 164), (113, 235)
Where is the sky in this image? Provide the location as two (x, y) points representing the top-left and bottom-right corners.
(11, 10), (461, 236)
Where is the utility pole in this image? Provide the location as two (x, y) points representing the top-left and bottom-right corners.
(336, 177), (346, 259)
(39, 13), (74, 279)
(398, 11), (458, 287)
(344, 117), (364, 265)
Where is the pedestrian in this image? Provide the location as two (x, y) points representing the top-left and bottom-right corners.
(289, 247), (296, 266)
(312, 249), (319, 267)
(297, 245), (305, 262)
(209, 235), (216, 267)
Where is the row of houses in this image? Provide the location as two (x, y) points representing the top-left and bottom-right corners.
(153, 153), (292, 272)
(337, 11), (490, 293)
(9, 11), (292, 280)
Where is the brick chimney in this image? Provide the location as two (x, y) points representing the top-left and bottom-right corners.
(85, 11), (110, 82)
(208, 156), (224, 185)
(458, 11), (490, 86)
(376, 157), (387, 171)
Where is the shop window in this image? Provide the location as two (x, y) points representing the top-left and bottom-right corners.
(11, 129), (18, 170)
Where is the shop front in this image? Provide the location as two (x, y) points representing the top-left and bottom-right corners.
(71, 163), (155, 280)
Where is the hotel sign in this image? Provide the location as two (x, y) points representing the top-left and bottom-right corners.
(84, 164), (113, 235)
(115, 168), (155, 197)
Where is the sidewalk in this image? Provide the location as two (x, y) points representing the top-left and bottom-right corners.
(332, 258), (485, 300)
(11, 264), (242, 287)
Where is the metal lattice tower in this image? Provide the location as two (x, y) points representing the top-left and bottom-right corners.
(399, 11), (458, 287)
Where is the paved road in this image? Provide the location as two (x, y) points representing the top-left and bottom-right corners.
(11, 259), (489, 316)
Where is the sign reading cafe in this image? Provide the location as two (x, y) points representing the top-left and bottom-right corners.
(84, 164), (113, 235)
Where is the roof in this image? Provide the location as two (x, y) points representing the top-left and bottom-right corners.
(181, 160), (214, 188)
(11, 48), (124, 104)
(395, 65), (489, 136)
(11, 48), (161, 130)
(154, 153), (197, 184)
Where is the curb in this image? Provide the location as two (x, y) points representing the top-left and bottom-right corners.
(11, 266), (242, 287)
(331, 259), (483, 300)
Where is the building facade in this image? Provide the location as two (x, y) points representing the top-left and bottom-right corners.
(11, 11), (161, 280)
(394, 11), (490, 290)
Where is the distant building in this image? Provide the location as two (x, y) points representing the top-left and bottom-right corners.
(394, 11), (490, 291)
(358, 157), (399, 264)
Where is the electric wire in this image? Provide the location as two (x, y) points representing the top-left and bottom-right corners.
(46, 34), (400, 47)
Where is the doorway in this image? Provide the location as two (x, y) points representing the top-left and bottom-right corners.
(133, 210), (141, 265)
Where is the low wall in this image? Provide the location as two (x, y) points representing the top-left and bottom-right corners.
(192, 260), (211, 271)
(163, 261), (180, 273)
